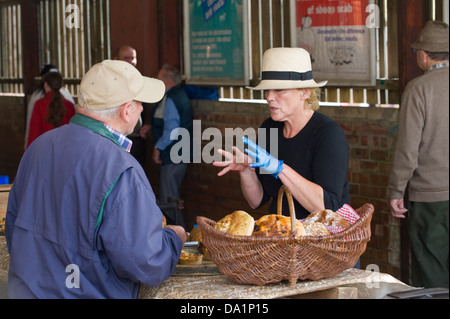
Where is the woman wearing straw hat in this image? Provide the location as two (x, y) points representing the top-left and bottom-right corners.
(214, 47), (350, 219)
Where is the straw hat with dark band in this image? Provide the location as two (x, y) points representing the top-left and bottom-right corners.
(248, 47), (327, 91)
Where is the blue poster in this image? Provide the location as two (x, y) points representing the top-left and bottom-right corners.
(184, 0), (248, 85)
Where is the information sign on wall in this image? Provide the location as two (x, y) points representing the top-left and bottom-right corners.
(183, 0), (249, 86)
(290, 0), (377, 86)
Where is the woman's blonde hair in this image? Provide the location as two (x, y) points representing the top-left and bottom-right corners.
(305, 87), (321, 111)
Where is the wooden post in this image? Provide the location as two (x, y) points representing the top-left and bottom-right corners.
(396, 0), (429, 285)
(21, 0), (40, 96)
(109, 0), (160, 77)
(397, 0), (428, 96)
(157, 0), (182, 69)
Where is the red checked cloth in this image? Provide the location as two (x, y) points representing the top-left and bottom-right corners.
(299, 204), (361, 234)
(327, 204), (360, 234)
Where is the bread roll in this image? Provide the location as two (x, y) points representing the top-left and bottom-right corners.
(178, 249), (203, 264)
(189, 226), (202, 242)
(253, 214), (305, 237)
(303, 222), (331, 237)
(303, 209), (351, 229)
(215, 210), (255, 236)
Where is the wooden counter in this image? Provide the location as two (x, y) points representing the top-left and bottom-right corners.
(0, 185), (12, 222)
(138, 265), (413, 299)
(0, 237), (413, 299)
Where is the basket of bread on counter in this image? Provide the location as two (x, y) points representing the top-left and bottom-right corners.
(196, 185), (374, 286)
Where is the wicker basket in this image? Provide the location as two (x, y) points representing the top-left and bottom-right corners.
(197, 185), (374, 286)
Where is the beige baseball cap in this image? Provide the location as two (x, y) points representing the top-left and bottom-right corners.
(79, 60), (165, 110)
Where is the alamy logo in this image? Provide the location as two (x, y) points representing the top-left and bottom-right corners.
(169, 120), (279, 168)
(365, 264), (381, 288)
(65, 264), (80, 289)
(65, 4), (81, 29)
(365, 4), (380, 29)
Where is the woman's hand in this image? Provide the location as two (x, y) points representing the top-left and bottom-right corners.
(213, 147), (254, 176)
(243, 136), (284, 179)
(213, 146), (263, 209)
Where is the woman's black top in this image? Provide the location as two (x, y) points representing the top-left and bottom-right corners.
(256, 112), (350, 219)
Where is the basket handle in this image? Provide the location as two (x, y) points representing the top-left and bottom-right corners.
(277, 185), (297, 233)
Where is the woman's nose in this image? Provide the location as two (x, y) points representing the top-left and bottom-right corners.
(265, 90), (275, 101)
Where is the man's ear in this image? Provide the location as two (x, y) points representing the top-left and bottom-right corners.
(119, 101), (133, 123)
(419, 50), (431, 64)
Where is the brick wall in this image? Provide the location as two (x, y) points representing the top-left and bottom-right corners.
(0, 95), (25, 182)
(154, 100), (402, 279)
(321, 105), (400, 277)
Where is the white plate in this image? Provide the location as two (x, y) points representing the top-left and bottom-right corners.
(184, 241), (198, 247)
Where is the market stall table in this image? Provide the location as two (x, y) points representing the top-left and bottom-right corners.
(0, 237), (414, 299)
(0, 185), (11, 223)
(138, 263), (413, 299)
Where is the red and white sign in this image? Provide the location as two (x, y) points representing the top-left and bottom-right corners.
(294, 0), (369, 27)
(291, 0), (376, 86)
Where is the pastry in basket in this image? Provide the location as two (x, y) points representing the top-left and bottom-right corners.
(252, 214), (305, 237)
(198, 242), (212, 261)
(178, 249), (203, 264)
(214, 210), (255, 236)
(190, 226), (212, 261)
(189, 226), (202, 242)
(303, 209), (351, 229)
(302, 222), (331, 237)
(162, 214), (167, 228)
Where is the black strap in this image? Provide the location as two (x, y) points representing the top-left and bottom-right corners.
(262, 71), (313, 81)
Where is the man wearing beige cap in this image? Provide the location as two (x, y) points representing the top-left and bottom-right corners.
(6, 60), (186, 298)
(389, 21), (449, 288)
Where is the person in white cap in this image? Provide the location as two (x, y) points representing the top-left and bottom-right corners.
(6, 60), (186, 299)
(214, 47), (350, 221)
(389, 21), (449, 289)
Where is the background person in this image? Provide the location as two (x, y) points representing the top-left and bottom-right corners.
(213, 47), (350, 220)
(24, 64), (75, 149)
(389, 21), (449, 289)
(27, 71), (76, 147)
(6, 60), (186, 299)
(114, 44), (137, 67)
(150, 64), (193, 226)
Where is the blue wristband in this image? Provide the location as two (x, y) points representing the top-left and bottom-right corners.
(272, 160), (284, 179)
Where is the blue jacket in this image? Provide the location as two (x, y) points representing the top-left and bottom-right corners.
(151, 85), (193, 165)
(6, 114), (182, 299)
